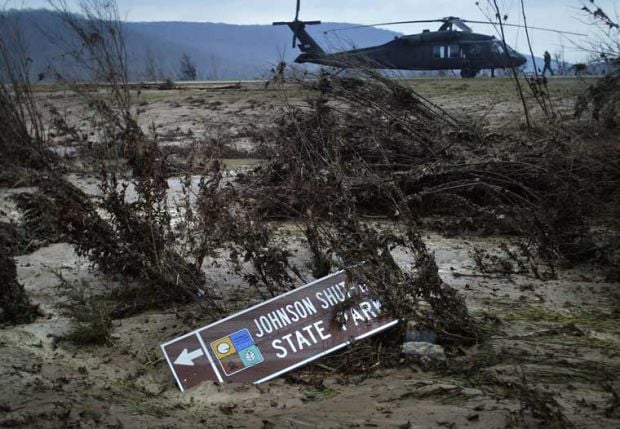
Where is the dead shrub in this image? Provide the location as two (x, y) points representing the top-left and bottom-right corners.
(227, 209), (304, 299)
(158, 78), (175, 90)
(0, 221), (33, 256)
(17, 165), (222, 316)
(8, 0), (227, 317)
(12, 191), (65, 248)
(243, 70), (480, 349)
(260, 70), (619, 272)
(576, 65), (620, 127)
(303, 221), (333, 279)
(0, 12), (56, 324)
(175, 161), (232, 271)
(236, 68), (620, 360)
(575, 1), (620, 127)
(44, 0), (144, 162)
(332, 220), (477, 345)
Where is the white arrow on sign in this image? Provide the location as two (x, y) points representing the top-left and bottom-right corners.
(174, 348), (204, 366)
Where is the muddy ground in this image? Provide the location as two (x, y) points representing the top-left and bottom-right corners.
(2, 77), (619, 428)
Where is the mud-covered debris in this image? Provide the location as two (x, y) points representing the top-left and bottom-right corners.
(402, 342), (447, 367)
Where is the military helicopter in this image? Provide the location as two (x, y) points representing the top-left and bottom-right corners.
(273, 0), (584, 78)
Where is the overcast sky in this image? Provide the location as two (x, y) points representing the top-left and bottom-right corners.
(20, 0), (612, 61)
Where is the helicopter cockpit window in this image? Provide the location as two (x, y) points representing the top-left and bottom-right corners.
(492, 42), (505, 54)
(432, 46), (444, 59)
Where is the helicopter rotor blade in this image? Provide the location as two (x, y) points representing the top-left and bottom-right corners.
(323, 17), (587, 37)
(459, 19), (587, 36)
(323, 20), (442, 34)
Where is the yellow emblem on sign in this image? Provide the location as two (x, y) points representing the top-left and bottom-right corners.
(212, 337), (236, 358)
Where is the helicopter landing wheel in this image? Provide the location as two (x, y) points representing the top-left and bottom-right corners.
(460, 69), (479, 78)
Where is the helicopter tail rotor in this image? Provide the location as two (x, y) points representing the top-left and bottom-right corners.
(294, 0), (300, 20)
(292, 0), (301, 47)
(273, 0), (323, 54)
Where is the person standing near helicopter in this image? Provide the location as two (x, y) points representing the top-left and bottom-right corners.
(542, 50), (554, 76)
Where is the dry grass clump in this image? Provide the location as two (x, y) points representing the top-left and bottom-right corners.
(56, 278), (112, 345)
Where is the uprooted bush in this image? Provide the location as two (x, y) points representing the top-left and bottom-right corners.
(9, 0), (229, 319)
(256, 70), (619, 272)
(16, 141), (223, 317)
(238, 71), (482, 349)
(35, 185), (217, 316)
(225, 68), (620, 367)
(13, 66), (481, 350)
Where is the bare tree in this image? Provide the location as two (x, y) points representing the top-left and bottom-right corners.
(178, 52), (197, 81)
(0, 6), (51, 178)
(575, 1), (620, 126)
(578, 0), (620, 62)
(0, 7), (47, 323)
(487, 0), (532, 129)
(49, 1), (131, 108)
(47, 0), (142, 159)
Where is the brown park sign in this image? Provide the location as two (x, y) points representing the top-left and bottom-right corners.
(161, 269), (399, 391)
